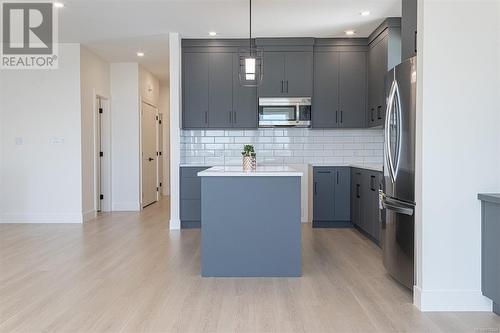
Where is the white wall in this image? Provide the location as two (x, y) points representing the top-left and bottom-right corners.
(159, 83), (171, 196)
(139, 66), (160, 107)
(80, 46), (110, 219)
(110, 63), (141, 211)
(0, 44), (83, 223)
(415, 0), (500, 311)
(169, 33), (182, 230)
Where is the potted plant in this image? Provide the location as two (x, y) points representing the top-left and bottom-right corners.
(241, 144), (257, 171)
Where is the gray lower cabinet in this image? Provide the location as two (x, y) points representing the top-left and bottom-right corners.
(313, 167), (351, 228)
(367, 18), (401, 128)
(351, 168), (383, 244)
(258, 51), (313, 98)
(478, 194), (500, 315)
(180, 166), (209, 228)
(312, 42), (366, 128)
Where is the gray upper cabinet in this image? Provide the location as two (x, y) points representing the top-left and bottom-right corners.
(256, 38), (314, 98)
(402, 0), (417, 61)
(313, 40), (367, 129)
(232, 54), (258, 128)
(285, 52), (313, 97)
(367, 18), (401, 128)
(258, 52), (286, 97)
(183, 52), (209, 128)
(182, 39), (258, 129)
(258, 51), (313, 97)
(312, 51), (339, 128)
(339, 51), (367, 128)
(209, 52), (233, 128)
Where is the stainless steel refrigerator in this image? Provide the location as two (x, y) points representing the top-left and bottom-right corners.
(380, 56), (417, 290)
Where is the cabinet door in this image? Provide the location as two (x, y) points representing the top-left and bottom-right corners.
(339, 51), (366, 128)
(402, 0), (417, 61)
(284, 52), (313, 97)
(333, 167), (351, 221)
(208, 52), (233, 128)
(351, 169), (362, 227)
(312, 51), (339, 128)
(367, 173), (379, 241)
(375, 36), (389, 127)
(183, 52), (209, 128)
(313, 169), (334, 221)
(232, 54), (258, 128)
(359, 170), (371, 234)
(258, 52), (285, 97)
(367, 46), (377, 126)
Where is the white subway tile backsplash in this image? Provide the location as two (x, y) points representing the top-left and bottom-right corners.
(180, 128), (384, 167)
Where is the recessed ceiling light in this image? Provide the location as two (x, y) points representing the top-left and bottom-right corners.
(137, 52), (145, 57)
(345, 30), (356, 36)
(53, 2), (64, 8)
(209, 31), (217, 37)
(360, 11), (371, 16)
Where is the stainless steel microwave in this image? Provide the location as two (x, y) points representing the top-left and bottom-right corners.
(258, 97), (311, 128)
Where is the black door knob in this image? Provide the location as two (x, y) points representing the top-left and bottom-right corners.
(148, 157), (154, 161)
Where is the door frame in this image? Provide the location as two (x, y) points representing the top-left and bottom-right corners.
(94, 92), (112, 213)
(139, 99), (160, 208)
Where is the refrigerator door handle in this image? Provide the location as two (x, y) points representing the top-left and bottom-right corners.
(382, 196), (415, 216)
(385, 80), (397, 183)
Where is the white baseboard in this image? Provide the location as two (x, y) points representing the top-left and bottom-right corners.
(169, 218), (180, 230)
(414, 286), (493, 311)
(0, 213), (83, 224)
(112, 202), (140, 211)
(82, 210), (97, 222)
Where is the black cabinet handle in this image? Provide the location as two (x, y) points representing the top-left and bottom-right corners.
(233, 111), (237, 124)
(317, 171), (331, 174)
(370, 175), (376, 191)
(377, 106), (382, 120)
(340, 111), (343, 124)
(229, 111), (232, 123)
(314, 182), (317, 195)
(204, 111), (208, 124)
(356, 184), (360, 198)
(335, 110), (338, 123)
(336, 171), (339, 184)
(285, 80), (289, 93)
(281, 80), (284, 93)
(414, 30), (418, 54)
(371, 108), (375, 122)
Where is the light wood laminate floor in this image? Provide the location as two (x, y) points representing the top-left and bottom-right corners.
(1, 198), (499, 333)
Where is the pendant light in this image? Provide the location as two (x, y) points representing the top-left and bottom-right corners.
(238, 0), (263, 86)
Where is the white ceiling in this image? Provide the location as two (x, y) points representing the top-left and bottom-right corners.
(58, 0), (401, 82)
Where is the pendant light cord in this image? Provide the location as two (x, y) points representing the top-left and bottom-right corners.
(249, 0), (252, 50)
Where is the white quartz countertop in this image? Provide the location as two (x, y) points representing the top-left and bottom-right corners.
(182, 163), (383, 173)
(198, 165), (303, 177)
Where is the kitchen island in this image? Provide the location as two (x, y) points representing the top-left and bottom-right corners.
(198, 166), (302, 277)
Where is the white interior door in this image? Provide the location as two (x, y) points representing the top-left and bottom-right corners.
(158, 113), (164, 195)
(96, 97), (102, 212)
(141, 102), (159, 207)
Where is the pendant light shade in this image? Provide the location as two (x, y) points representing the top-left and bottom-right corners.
(238, 0), (263, 86)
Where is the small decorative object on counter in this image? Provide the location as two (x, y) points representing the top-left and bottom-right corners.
(241, 144), (257, 171)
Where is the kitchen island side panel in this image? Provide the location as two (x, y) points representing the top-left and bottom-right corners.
(201, 176), (301, 277)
